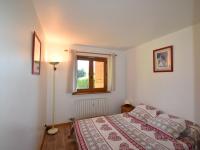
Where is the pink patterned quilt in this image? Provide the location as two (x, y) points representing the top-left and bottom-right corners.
(74, 113), (194, 150)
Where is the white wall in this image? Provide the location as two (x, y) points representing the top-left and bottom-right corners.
(194, 23), (200, 123)
(0, 1), (46, 150)
(45, 45), (126, 124)
(126, 24), (200, 122)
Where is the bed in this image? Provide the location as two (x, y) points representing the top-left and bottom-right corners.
(74, 105), (200, 150)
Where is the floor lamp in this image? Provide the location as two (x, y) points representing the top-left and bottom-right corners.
(48, 61), (59, 135)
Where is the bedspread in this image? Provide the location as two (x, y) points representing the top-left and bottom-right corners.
(74, 113), (194, 150)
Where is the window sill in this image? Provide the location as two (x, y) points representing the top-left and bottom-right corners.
(72, 91), (111, 95)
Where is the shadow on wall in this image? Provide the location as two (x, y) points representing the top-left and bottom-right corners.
(193, 0), (200, 124)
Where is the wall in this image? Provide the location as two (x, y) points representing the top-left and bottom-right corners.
(0, 1), (46, 150)
(194, 23), (200, 123)
(45, 44), (126, 124)
(126, 24), (200, 122)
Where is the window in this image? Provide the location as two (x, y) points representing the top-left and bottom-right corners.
(74, 55), (108, 94)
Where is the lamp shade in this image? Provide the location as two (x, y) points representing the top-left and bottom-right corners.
(45, 48), (66, 63)
(47, 55), (63, 63)
(124, 98), (132, 105)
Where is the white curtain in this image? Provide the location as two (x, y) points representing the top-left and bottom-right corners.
(66, 49), (77, 93)
(107, 54), (116, 91)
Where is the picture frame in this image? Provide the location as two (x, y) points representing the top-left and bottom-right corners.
(32, 31), (41, 75)
(153, 46), (173, 72)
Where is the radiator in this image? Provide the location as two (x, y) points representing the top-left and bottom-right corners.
(75, 98), (109, 119)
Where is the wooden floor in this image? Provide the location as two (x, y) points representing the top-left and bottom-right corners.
(41, 123), (78, 150)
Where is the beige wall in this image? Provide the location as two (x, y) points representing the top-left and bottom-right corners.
(0, 1), (47, 149)
(126, 24), (200, 123)
(194, 23), (200, 123)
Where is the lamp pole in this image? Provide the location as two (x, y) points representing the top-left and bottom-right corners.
(48, 62), (59, 135)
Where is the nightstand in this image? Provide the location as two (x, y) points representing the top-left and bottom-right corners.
(121, 104), (135, 113)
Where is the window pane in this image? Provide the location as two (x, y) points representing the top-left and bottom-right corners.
(77, 60), (89, 89)
(94, 61), (104, 88)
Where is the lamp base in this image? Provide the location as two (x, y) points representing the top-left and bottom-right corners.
(47, 127), (58, 135)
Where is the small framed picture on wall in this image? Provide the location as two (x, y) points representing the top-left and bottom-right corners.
(153, 46), (173, 72)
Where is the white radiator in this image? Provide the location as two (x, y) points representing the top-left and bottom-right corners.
(75, 98), (109, 119)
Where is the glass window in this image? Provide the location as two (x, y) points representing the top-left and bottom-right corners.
(75, 56), (107, 94)
(77, 60), (89, 89)
(94, 61), (104, 88)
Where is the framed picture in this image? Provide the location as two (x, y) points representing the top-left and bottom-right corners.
(153, 46), (173, 72)
(32, 31), (41, 75)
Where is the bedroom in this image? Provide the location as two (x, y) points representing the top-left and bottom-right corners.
(0, 0), (200, 150)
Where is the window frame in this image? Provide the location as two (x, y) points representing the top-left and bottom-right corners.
(73, 55), (108, 95)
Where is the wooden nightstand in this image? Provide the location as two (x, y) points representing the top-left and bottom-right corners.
(121, 104), (135, 113)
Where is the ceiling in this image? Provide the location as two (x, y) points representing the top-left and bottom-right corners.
(33, 0), (200, 50)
